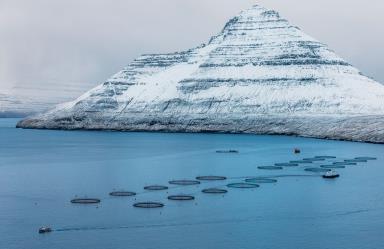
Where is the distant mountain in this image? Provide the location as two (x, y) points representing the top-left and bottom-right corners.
(1, 83), (92, 117)
(17, 5), (384, 143)
(0, 93), (28, 117)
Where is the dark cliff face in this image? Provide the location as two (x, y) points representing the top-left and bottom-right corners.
(17, 5), (384, 143)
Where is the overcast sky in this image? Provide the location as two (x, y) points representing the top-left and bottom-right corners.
(1, 0), (383, 95)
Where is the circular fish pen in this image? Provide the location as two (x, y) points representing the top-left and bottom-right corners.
(168, 180), (200, 186)
(290, 160), (312, 164)
(216, 150), (239, 154)
(320, 165), (346, 169)
(314, 156), (337, 159)
(303, 158), (326, 162)
(245, 177), (278, 184)
(275, 163), (298, 167)
(227, 183), (260, 189)
(333, 162), (357, 166)
(144, 185), (168, 191)
(71, 198), (101, 204)
(167, 195), (195, 201)
(344, 159), (368, 163)
(133, 202), (164, 208)
(196, 176), (227, 181)
(109, 191), (136, 197)
(355, 157), (377, 160)
(304, 168), (330, 173)
(202, 188), (228, 194)
(258, 166), (283, 170)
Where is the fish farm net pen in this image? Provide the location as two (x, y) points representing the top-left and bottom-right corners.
(227, 174), (320, 180)
(133, 202), (164, 208)
(227, 183), (260, 189)
(314, 156), (337, 159)
(245, 178), (278, 184)
(167, 195), (195, 201)
(344, 159), (368, 163)
(202, 188), (228, 194)
(196, 176), (227, 181)
(320, 165), (346, 169)
(354, 157), (377, 160)
(70, 198), (101, 204)
(332, 162), (357, 166)
(274, 163), (299, 167)
(257, 166), (284, 170)
(144, 185), (169, 191)
(109, 191), (136, 197)
(290, 160), (314, 164)
(304, 168), (331, 173)
(168, 180), (201, 185)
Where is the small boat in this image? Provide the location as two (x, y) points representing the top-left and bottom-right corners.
(294, 148), (301, 154)
(323, 170), (340, 179)
(38, 227), (52, 234)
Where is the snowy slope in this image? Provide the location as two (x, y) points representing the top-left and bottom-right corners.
(17, 5), (384, 143)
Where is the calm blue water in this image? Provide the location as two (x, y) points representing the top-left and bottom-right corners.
(1, 118), (384, 249)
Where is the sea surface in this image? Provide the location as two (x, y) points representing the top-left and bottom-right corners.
(1, 118), (384, 249)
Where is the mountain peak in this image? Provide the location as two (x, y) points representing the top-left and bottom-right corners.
(240, 5), (279, 17)
(222, 5), (284, 30)
(210, 5), (302, 47)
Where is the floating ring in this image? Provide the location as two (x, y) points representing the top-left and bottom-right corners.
(275, 163), (298, 167)
(144, 185), (168, 191)
(258, 166), (283, 170)
(133, 202), (164, 208)
(196, 176), (227, 181)
(245, 177), (278, 183)
(71, 198), (100, 204)
(167, 195), (195, 201)
(354, 157), (377, 160)
(320, 165), (346, 169)
(168, 180), (200, 185)
(202, 188), (228, 194)
(109, 191), (136, 197)
(304, 168), (330, 173)
(227, 183), (260, 189)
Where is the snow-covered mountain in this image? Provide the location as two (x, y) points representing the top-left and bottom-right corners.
(17, 5), (384, 143)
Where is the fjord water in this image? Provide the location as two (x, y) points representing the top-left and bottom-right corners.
(1, 118), (383, 249)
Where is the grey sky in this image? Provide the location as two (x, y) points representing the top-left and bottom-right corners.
(1, 0), (383, 95)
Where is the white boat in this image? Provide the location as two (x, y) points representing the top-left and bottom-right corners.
(323, 170), (340, 179)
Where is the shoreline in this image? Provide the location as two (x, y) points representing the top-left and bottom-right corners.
(16, 114), (384, 144)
